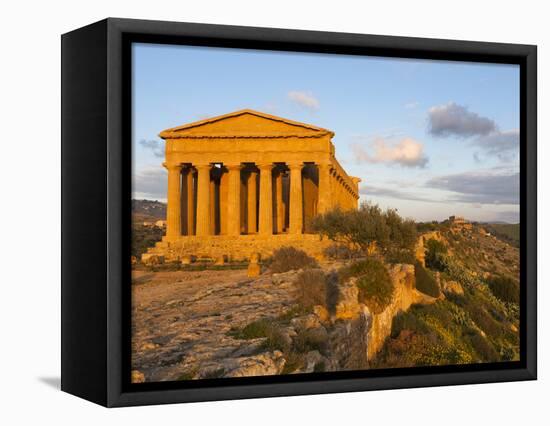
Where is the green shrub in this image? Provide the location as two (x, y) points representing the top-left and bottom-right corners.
(228, 319), (273, 339)
(311, 202), (417, 256)
(270, 246), (318, 273)
(466, 304), (501, 338)
(415, 261), (440, 298)
(131, 224), (164, 258)
(385, 248), (416, 264)
(229, 318), (290, 352)
(293, 269), (327, 310)
(261, 326), (291, 352)
(466, 332), (499, 362)
(425, 238), (448, 271)
(339, 258), (393, 314)
(323, 244), (360, 260)
(391, 311), (430, 337)
(293, 328), (328, 353)
(487, 275), (519, 304)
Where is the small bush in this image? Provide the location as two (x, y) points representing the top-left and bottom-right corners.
(229, 319), (290, 352)
(293, 269), (327, 310)
(385, 248), (416, 264)
(466, 304), (501, 338)
(415, 261), (440, 298)
(391, 310), (430, 337)
(293, 328), (328, 353)
(487, 275), (519, 304)
(261, 326), (291, 352)
(270, 246), (318, 273)
(340, 259), (393, 314)
(323, 244), (360, 260)
(466, 332), (499, 362)
(228, 319), (273, 339)
(425, 238), (448, 271)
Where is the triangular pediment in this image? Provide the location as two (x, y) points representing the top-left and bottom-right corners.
(159, 109), (333, 139)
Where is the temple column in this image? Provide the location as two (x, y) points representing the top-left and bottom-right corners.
(258, 163), (273, 236)
(181, 167), (195, 235)
(219, 169), (228, 235)
(317, 163), (331, 214)
(210, 175), (216, 234)
(289, 162), (303, 234)
(275, 170), (284, 233)
(195, 164), (211, 236)
(186, 168), (195, 235)
(165, 163), (182, 238)
(247, 170), (257, 234)
(226, 164), (242, 236)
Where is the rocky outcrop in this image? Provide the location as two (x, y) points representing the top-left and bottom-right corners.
(327, 263), (439, 364)
(132, 261), (440, 382)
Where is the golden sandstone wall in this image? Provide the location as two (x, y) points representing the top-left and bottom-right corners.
(143, 110), (361, 262)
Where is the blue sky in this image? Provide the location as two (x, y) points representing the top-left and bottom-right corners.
(132, 42), (520, 223)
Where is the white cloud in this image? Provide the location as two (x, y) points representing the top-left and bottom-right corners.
(287, 91), (320, 111)
(351, 137), (428, 168)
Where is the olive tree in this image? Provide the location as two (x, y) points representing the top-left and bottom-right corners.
(311, 202), (417, 256)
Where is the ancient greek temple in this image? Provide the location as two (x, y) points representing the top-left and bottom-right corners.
(145, 109), (361, 261)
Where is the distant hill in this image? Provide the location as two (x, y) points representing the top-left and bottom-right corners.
(132, 199), (166, 222)
(484, 223), (520, 248)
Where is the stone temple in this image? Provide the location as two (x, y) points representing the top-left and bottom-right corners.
(143, 109), (361, 261)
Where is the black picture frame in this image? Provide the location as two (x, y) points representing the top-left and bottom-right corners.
(61, 17), (537, 407)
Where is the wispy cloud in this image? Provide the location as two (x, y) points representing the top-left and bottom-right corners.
(287, 91), (320, 111)
(133, 166), (166, 200)
(428, 102), (496, 138)
(351, 137), (429, 168)
(473, 129), (519, 162)
(425, 170), (519, 205)
(404, 101), (419, 109)
(139, 139), (164, 158)
(360, 185), (435, 203)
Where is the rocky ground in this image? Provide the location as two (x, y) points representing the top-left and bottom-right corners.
(131, 268), (297, 382)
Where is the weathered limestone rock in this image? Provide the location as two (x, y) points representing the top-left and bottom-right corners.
(131, 370), (145, 383)
(271, 270), (300, 285)
(328, 304), (371, 370)
(303, 350), (326, 373)
(224, 351), (286, 378)
(313, 305), (330, 323)
(140, 342), (158, 351)
(290, 314), (321, 331)
(442, 280), (464, 296)
(214, 255), (225, 265)
(335, 278), (361, 320)
(180, 255), (192, 265)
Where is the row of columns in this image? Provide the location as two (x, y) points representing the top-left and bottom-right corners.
(165, 162), (357, 238)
